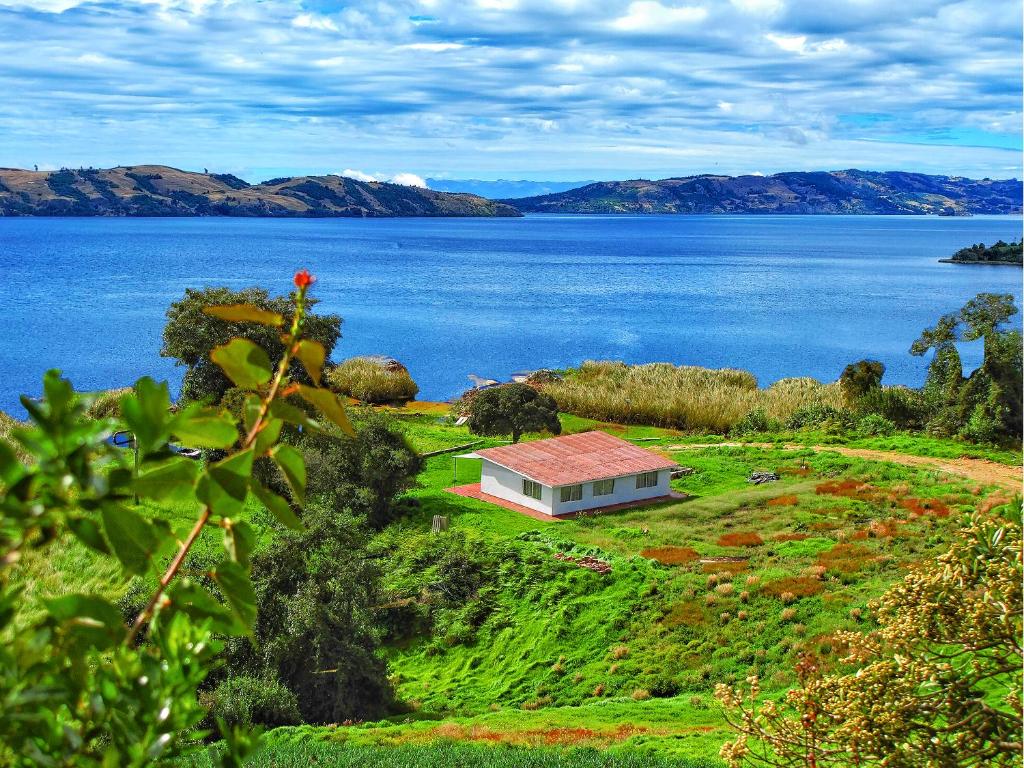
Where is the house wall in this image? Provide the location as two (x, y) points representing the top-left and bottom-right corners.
(480, 459), (554, 514)
(551, 469), (672, 515)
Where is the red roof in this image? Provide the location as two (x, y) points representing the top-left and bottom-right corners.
(474, 431), (677, 486)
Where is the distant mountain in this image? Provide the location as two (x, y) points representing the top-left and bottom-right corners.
(0, 165), (521, 217)
(426, 178), (595, 200)
(504, 170), (1022, 215)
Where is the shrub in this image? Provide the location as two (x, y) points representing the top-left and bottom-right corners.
(209, 675), (301, 729)
(785, 404), (856, 432)
(631, 688), (651, 701)
(856, 385), (927, 429)
(715, 583), (735, 597)
(732, 409), (779, 435)
(780, 607), (797, 622)
(839, 359), (885, 401)
(856, 413), (897, 436)
(780, 591), (797, 605)
(327, 357), (419, 403)
(737, 610), (748, 621)
(84, 387), (131, 419)
(739, 591), (751, 603)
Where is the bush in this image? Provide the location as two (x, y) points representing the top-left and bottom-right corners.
(731, 409), (779, 435)
(839, 359), (885, 401)
(856, 386), (927, 429)
(785, 404), (856, 432)
(857, 413), (897, 436)
(209, 675), (301, 729)
(327, 357), (419, 403)
(84, 387), (132, 419)
(466, 383), (561, 443)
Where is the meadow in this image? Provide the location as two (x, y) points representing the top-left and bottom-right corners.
(7, 399), (1018, 766)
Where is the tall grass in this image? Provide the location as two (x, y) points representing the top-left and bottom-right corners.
(542, 361), (844, 433)
(327, 358), (419, 404)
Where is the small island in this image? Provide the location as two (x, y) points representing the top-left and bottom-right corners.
(940, 239), (1023, 265)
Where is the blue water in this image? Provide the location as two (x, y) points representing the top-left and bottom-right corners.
(1, 215), (1020, 414)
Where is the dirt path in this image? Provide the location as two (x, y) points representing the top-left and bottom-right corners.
(667, 442), (1022, 492)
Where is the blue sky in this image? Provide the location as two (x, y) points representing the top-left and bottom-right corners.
(0, 0), (1020, 183)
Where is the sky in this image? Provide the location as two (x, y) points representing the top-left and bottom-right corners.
(0, 0), (1020, 183)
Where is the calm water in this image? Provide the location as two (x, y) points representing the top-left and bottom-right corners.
(1, 215), (1020, 414)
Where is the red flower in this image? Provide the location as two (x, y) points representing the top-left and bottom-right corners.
(293, 269), (316, 289)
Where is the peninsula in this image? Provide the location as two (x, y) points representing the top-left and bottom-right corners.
(503, 170), (1022, 215)
(0, 165), (521, 218)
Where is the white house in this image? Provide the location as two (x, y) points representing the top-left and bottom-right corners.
(460, 431), (679, 517)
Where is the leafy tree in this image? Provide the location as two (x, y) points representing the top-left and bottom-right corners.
(226, 505), (392, 724)
(466, 383), (562, 443)
(717, 506), (1023, 767)
(839, 359), (885, 401)
(0, 271), (355, 765)
(162, 286), (342, 404)
(301, 410), (423, 529)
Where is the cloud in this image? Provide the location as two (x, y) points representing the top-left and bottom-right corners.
(0, 0), (1017, 180)
(341, 169), (429, 187)
(610, 2), (709, 32)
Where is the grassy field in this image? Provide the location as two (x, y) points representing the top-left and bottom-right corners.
(8, 400), (1018, 766)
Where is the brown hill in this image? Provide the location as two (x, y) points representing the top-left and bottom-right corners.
(0, 165), (522, 217)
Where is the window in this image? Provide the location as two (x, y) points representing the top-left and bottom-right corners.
(560, 484), (583, 503)
(593, 478), (615, 496)
(636, 471), (659, 489)
(522, 478), (542, 500)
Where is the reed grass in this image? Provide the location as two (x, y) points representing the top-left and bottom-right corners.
(327, 357), (419, 404)
(542, 361), (844, 432)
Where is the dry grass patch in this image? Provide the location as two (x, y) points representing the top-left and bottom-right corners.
(663, 601), (706, 627)
(717, 532), (764, 547)
(763, 576), (825, 599)
(766, 494), (799, 507)
(701, 560), (747, 574)
(817, 543), (879, 574)
(898, 497), (951, 518)
(640, 546), (699, 565)
(816, 479), (880, 502)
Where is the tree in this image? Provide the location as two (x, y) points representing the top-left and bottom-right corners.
(717, 506), (1023, 768)
(162, 286), (342, 404)
(839, 359), (885, 401)
(300, 410), (423, 529)
(226, 505), (393, 724)
(466, 383), (562, 443)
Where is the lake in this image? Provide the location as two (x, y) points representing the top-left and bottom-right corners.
(1, 214), (1020, 414)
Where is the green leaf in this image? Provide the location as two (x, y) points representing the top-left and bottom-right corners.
(196, 449), (254, 518)
(223, 519), (256, 570)
(295, 340), (326, 385)
(252, 418), (283, 456)
(295, 384), (355, 436)
(67, 515), (111, 555)
(202, 303), (284, 327)
(268, 399), (322, 434)
(270, 444), (306, 504)
(44, 594), (124, 650)
(211, 560), (257, 636)
(101, 505), (160, 575)
(165, 579), (238, 635)
(172, 408), (239, 449)
(252, 482), (303, 530)
(210, 339), (273, 390)
(134, 458), (199, 502)
(121, 377), (173, 455)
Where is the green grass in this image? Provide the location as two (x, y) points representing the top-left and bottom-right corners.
(183, 734), (719, 767)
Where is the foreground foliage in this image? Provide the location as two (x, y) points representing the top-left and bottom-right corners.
(717, 506), (1022, 767)
(0, 271), (353, 765)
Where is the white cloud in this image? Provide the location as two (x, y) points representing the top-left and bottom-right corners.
(766, 33), (849, 55)
(340, 169), (429, 187)
(340, 168), (378, 182)
(400, 42), (465, 52)
(611, 2), (708, 32)
(391, 172), (428, 188)
(730, 0), (782, 14)
(292, 13), (338, 32)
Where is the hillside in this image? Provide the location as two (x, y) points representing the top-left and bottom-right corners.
(505, 170), (1022, 215)
(0, 165), (521, 217)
